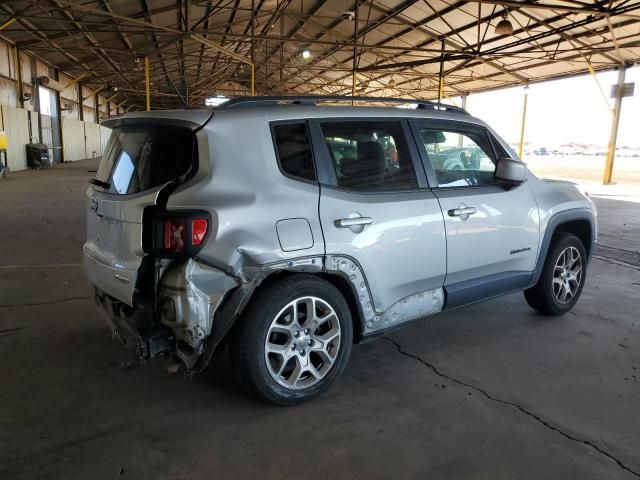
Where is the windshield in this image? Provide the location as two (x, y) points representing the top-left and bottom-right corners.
(95, 125), (195, 195)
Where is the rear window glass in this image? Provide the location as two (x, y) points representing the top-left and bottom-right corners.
(272, 123), (316, 182)
(95, 125), (195, 195)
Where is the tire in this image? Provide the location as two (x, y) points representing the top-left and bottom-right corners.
(231, 275), (353, 405)
(524, 232), (587, 315)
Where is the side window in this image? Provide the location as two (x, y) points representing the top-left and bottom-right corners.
(272, 123), (316, 182)
(417, 123), (497, 188)
(320, 121), (417, 192)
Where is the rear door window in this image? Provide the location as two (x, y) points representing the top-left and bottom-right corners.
(95, 125), (195, 195)
(319, 120), (417, 192)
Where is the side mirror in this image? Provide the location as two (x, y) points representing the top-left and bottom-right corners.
(495, 157), (527, 183)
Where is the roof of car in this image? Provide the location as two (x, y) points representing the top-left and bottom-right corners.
(209, 95), (487, 126)
(103, 96), (488, 130)
(219, 95), (469, 115)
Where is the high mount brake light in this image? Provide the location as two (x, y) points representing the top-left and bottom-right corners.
(151, 212), (210, 258)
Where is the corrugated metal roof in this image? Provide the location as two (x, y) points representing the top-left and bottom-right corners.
(0, 0), (638, 109)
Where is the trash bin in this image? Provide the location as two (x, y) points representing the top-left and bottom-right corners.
(25, 143), (50, 169)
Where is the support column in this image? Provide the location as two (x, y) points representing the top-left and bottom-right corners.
(438, 40), (445, 104)
(14, 46), (24, 108)
(30, 56), (43, 144)
(518, 85), (529, 160)
(251, 64), (255, 96)
(603, 65), (627, 185)
(77, 82), (83, 121)
(145, 55), (150, 111)
(352, 4), (358, 98)
(251, 0), (255, 96)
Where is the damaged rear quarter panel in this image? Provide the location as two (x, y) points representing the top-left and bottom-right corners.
(159, 260), (239, 350)
(165, 109), (325, 276)
(158, 110), (326, 366)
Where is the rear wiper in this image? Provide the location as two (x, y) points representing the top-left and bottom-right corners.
(89, 178), (110, 189)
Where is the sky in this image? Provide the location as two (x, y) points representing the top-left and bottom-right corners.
(456, 65), (640, 148)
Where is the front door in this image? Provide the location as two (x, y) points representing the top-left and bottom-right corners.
(412, 119), (539, 308)
(314, 119), (447, 320)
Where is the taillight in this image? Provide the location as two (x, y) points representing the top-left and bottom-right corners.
(150, 211), (211, 258)
(163, 217), (186, 253)
(191, 219), (208, 246)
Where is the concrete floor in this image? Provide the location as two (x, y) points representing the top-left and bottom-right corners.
(1, 160), (639, 480)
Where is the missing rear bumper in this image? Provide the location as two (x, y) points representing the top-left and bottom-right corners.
(94, 288), (171, 363)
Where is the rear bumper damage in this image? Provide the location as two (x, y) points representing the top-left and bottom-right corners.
(94, 289), (171, 362)
(92, 258), (240, 370)
(158, 260), (239, 368)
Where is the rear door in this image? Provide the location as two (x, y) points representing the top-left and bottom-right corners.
(314, 118), (447, 319)
(410, 119), (539, 308)
(83, 116), (208, 306)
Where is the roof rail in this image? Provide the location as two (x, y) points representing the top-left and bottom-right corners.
(219, 95), (469, 115)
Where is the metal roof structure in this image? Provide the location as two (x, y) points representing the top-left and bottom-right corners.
(1, 1), (639, 110)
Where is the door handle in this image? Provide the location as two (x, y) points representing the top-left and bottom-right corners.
(448, 206), (478, 217)
(334, 216), (373, 228)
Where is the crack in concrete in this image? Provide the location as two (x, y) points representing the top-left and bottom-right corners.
(384, 337), (640, 478)
(0, 297), (91, 308)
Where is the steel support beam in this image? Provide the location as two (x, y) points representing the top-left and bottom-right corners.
(145, 55), (150, 111)
(54, 0), (251, 64)
(462, 0), (608, 14)
(518, 86), (529, 160)
(603, 65), (627, 184)
(14, 46), (23, 108)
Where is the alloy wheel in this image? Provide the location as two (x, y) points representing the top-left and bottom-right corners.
(552, 246), (583, 304)
(264, 296), (341, 390)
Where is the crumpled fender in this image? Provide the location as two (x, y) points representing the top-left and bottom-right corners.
(158, 259), (239, 364)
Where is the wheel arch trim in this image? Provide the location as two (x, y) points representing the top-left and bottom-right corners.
(528, 207), (596, 288)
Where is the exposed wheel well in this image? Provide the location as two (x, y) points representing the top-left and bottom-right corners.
(234, 270), (365, 344)
(553, 219), (593, 257)
(316, 273), (365, 343)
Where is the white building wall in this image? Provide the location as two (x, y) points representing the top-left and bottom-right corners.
(61, 117), (86, 162)
(100, 125), (111, 152)
(84, 122), (101, 159)
(0, 105), (31, 171)
(0, 38), (127, 171)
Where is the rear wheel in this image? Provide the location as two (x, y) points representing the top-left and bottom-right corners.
(524, 233), (587, 315)
(231, 275), (353, 405)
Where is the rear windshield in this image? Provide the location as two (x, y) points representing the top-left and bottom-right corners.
(95, 125), (195, 195)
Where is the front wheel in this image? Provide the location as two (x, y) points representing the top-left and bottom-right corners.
(231, 275), (353, 405)
(524, 233), (587, 315)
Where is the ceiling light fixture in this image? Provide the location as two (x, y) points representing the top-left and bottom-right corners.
(495, 11), (514, 35)
(302, 49), (311, 59)
(340, 11), (355, 21)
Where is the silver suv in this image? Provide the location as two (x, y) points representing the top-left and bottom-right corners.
(84, 96), (596, 404)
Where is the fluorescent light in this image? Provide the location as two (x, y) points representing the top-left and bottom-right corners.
(302, 49), (311, 59)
